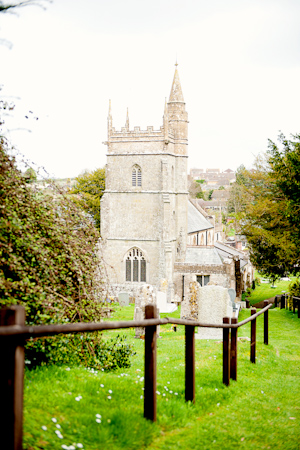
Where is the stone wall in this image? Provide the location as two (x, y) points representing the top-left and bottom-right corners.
(174, 261), (236, 302)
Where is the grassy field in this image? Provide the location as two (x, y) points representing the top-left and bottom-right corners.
(246, 276), (296, 306)
(23, 304), (300, 450)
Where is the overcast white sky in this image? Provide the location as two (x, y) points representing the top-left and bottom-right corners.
(1, 0), (300, 178)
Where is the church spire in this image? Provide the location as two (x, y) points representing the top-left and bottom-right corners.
(168, 62), (184, 103)
(166, 63), (188, 153)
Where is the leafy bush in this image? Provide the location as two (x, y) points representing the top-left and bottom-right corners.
(0, 140), (135, 370)
(255, 276), (261, 286)
(25, 333), (136, 371)
(288, 279), (300, 298)
(0, 141), (104, 324)
(70, 167), (105, 230)
(245, 287), (252, 296)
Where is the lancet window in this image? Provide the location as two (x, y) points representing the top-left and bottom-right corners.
(125, 248), (146, 282)
(132, 165), (142, 187)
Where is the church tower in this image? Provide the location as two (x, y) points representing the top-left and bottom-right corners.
(101, 66), (188, 300)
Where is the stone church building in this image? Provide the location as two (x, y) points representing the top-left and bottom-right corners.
(100, 66), (252, 304)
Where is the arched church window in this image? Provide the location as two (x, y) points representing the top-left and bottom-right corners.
(132, 165), (142, 187)
(125, 247), (146, 282)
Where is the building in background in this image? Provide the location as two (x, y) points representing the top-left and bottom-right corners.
(100, 67), (252, 303)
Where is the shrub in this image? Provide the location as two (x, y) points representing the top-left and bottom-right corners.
(0, 140), (135, 370)
(25, 333), (136, 371)
(288, 279), (300, 298)
(255, 276), (261, 286)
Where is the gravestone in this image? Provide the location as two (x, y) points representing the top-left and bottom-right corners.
(228, 288), (236, 304)
(134, 284), (157, 337)
(197, 285), (233, 339)
(118, 292), (130, 307)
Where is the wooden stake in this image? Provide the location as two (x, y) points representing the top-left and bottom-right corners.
(250, 308), (256, 363)
(144, 305), (158, 421)
(185, 325), (195, 403)
(263, 301), (269, 345)
(223, 317), (230, 386)
(0, 305), (25, 450)
(230, 318), (238, 381)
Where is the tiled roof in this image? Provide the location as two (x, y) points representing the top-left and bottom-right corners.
(185, 247), (223, 265)
(214, 241), (248, 268)
(188, 201), (214, 233)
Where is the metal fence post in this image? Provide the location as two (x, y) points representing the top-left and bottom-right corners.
(223, 317), (230, 386)
(263, 301), (269, 345)
(0, 305), (26, 450)
(144, 305), (158, 421)
(250, 308), (256, 363)
(185, 325), (195, 403)
(280, 295), (285, 309)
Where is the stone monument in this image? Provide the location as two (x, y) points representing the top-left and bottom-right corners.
(133, 284), (157, 337)
(197, 285), (233, 339)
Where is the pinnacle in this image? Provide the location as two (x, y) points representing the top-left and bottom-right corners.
(169, 67), (184, 103)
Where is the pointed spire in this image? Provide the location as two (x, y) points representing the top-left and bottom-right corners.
(169, 63), (184, 103)
(125, 107), (129, 130)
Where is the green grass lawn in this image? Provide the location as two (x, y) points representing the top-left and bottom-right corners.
(246, 275), (296, 306)
(24, 306), (300, 450)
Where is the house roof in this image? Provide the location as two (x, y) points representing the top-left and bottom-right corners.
(185, 247), (223, 265)
(211, 190), (230, 200)
(188, 201), (214, 234)
(214, 241), (248, 268)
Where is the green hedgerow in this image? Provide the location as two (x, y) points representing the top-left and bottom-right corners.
(25, 333), (136, 371)
(0, 139), (136, 370)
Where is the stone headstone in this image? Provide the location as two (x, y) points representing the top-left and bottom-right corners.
(133, 284), (158, 338)
(228, 288), (236, 303)
(118, 292), (130, 307)
(197, 285), (233, 340)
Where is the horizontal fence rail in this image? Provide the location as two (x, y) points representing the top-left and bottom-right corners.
(0, 301), (272, 450)
(0, 303), (273, 339)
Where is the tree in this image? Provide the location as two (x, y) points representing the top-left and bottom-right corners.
(227, 165), (252, 214)
(0, 141), (137, 370)
(239, 134), (300, 282)
(70, 168), (105, 230)
(23, 166), (37, 183)
(0, 140), (104, 324)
